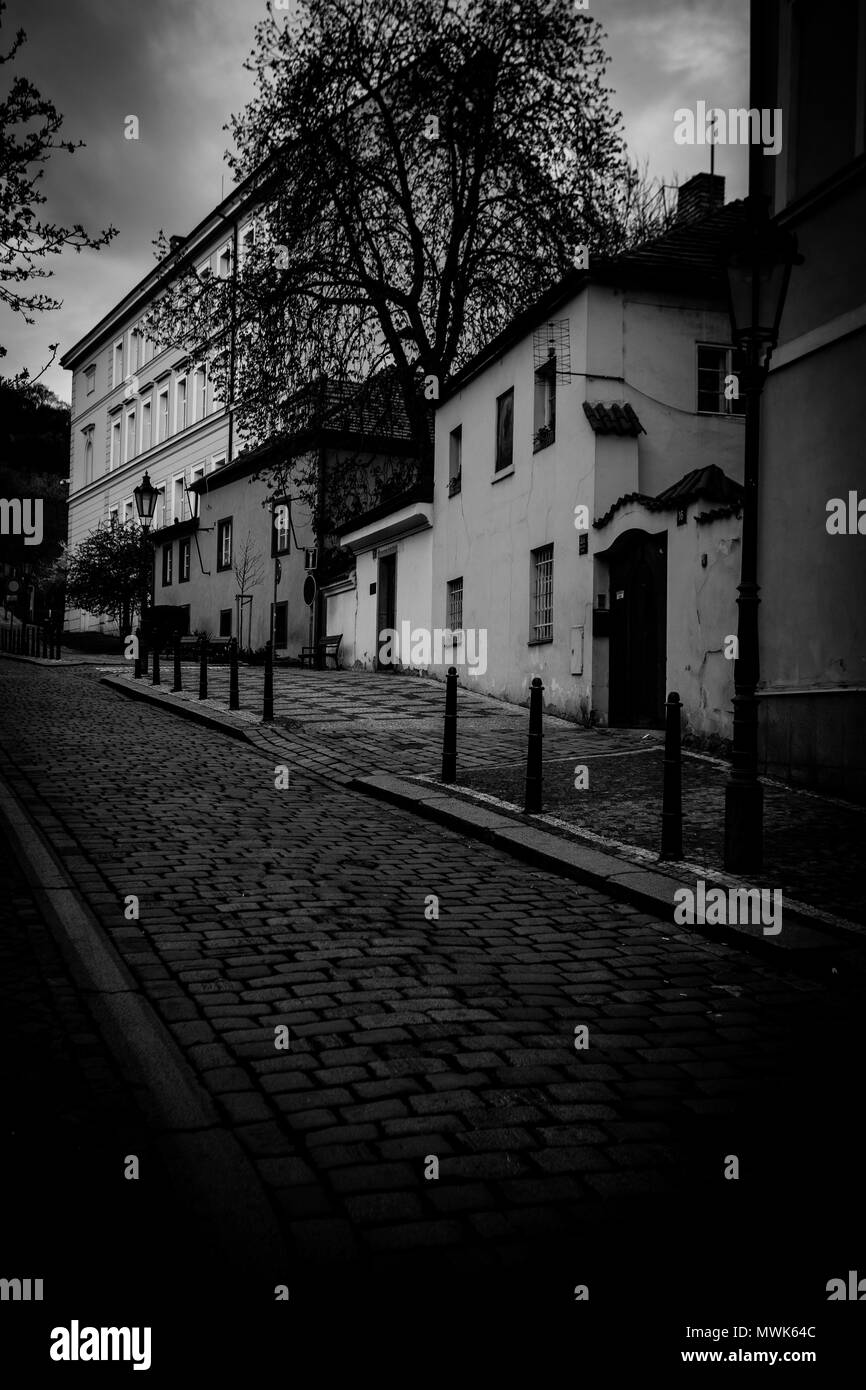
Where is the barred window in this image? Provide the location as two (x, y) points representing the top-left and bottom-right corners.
(531, 544), (554, 642)
(447, 577), (463, 633)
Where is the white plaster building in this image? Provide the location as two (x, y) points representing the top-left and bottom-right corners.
(329, 177), (751, 744)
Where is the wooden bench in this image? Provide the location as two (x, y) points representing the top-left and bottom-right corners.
(299, 633), (342, 669)
(207, 636), (233, 662)
(173, 635), (233, 661)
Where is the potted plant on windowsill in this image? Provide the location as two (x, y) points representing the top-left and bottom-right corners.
(533, 425), (555, 452)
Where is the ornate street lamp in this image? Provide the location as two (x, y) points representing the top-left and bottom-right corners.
(133, 470), (159, 530)
(722, 198), (801, 873)
(133, 470), (158, 664)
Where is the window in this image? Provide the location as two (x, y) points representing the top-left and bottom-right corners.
(697, 344), (746, 415)
(129, 330), (140, 373)
(157, 387), (169, 442)
(179, 537), (191, 583)
(113, 340), (123, 386)
(219, 608), (232, 637)
(109, 417), (122, 472)
(531, 544), (554, 643)
(217, 247), (232, 279)
(239, 223), (256, 266)
(495, 387), (514, 472)
(217, 517), (233, 571)
(123, 500), (134, 524)
(154, 485), (165, 531)
(109, 507), (119, 529)
(210, 453), (225, 471)
(194, 366), (207, 420)
(273, 500), (290, 555)
(176, 377), (188, 432)
(85, 365), (96, 396)
(162, 544), (173, 587)
(172, 476), (186, 524)
(533, 358), (556, 450)
(448, 425), (462, 496)
(791, 0), (858, 199)
(190, 464), (205, 515)
(83, 428), (94, 485)
(125, 409), (136, 461)
(140, 400), (152, 453)
(447, 577), (464, 633)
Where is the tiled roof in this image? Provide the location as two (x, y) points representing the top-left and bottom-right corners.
(594, 464), (743, 529)
(583, 401), (646, 436)
(653, 464), (743, 510)
(282, 369), (423, 443)
(591, 200), (748, 288)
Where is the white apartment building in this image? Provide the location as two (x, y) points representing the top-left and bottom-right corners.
(61, 182), (264, 632)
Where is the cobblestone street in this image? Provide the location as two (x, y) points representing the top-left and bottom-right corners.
(1, 659), (864, 1361)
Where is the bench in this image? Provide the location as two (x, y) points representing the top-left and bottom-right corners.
(206, 636), (233, 662)
(299, 633), (342, 669)
(173, 635), (233, 661)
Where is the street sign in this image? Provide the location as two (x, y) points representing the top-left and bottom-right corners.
(303, 575), (316, 607)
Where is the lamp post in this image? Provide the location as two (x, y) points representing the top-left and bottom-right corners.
(133, 470), (158, 659)
(722, 198), (801, 873)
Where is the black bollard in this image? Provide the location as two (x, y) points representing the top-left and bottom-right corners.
(660, 691), (683, 860)
(198, 637), (208, 700)
(134, 626), (142, 679)
(229, 638), (239, 710)
(172, 631), (182, 692)
(442, 665), (458, 782)
(524, 676), (544, 813)
(262, 640), (274, 722)
(152, 635), (161, 686)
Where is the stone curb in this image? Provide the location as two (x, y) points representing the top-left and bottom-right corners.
(0, 774), (287, 1277)
(350, 771), (858, 964)
(100, 672), (254, 742)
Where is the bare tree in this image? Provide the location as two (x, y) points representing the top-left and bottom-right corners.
(233, 530), (265, 650)
(144, 0), (674, 513)
(0, 2), (116, 356)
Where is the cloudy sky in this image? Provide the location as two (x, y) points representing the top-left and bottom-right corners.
(1, 0), (748, 403)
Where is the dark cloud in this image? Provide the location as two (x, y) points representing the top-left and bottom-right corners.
(0, 0), (748, 401)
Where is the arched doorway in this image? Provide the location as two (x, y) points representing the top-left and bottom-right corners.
(607, 529), (667, 727)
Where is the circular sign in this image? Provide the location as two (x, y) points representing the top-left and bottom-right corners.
(302, 575), (317, 607)
(7, 579), (19, 594)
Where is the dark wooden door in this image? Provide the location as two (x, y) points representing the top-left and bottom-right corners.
(376, 553), (397, 670)
(608, 530), (667, 727)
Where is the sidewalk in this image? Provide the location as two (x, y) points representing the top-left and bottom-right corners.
(98, 659), (866, 935)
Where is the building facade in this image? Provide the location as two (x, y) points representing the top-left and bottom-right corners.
(328, 179), (750, 744)
(61, 180), (264, 636)
(754, 0), (866, 798)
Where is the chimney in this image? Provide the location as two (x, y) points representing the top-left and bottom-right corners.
(676, 173), (725, 225)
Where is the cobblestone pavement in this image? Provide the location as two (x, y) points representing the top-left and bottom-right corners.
(107, 659), (866, 925)
(1, 659), (864, 1342)
(0, 824), (219, 1370)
